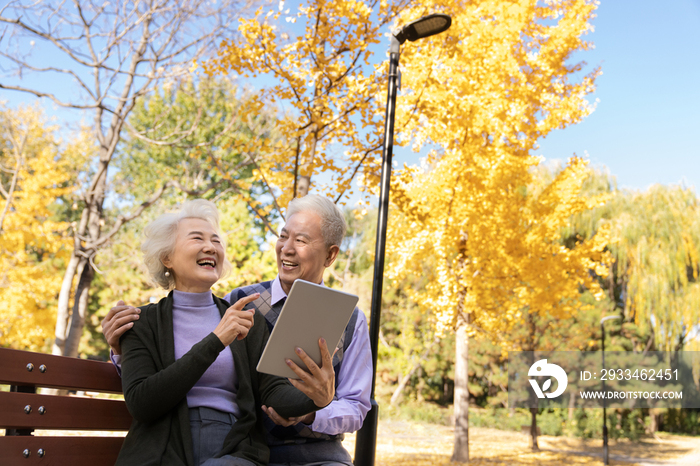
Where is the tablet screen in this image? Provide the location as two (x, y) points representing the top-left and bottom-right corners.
(256, 279), (359, 379)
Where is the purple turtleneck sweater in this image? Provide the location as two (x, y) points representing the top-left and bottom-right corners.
(172, 290), (240, 417)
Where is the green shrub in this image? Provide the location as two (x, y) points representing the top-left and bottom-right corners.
(662, 408), (700, 435)
(377, 398), (656, 441)
(469, 408), (530, 432)
(537, 409), (567, 436)
(566, 408), (646, 440)
(379, 398), (453, 425)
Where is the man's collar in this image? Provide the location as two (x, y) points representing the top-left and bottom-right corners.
(270, 275), (325, 305)
(270, 276), (287, 305)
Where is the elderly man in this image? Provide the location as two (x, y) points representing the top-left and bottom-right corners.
(103, 194), (372, 466)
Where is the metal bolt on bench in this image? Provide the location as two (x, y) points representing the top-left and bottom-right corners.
(1, 347), (133, 466)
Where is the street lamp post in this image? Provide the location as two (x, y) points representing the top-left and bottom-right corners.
(353, 13), (452, 466)
(600, 315), (621, 465)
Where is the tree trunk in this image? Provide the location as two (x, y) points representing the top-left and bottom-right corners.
(568, 390), (576, 421)
(390, 337), (439, 406)
(296, 131), (316, 198)
(53, 157), (107, 357)
(451, 321), (469, 463)
(0, 152), (22, 233)
(294, 83), (321, 198)
(296, 175), (311, 197)
(530, 407), (539, 451)
(649, 410), (662, 433)
(63, 259), (94, 358)
(390, 362), (419, 406)
(52, 253), (82, 355)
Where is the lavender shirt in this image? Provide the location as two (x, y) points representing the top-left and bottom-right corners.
(171, 290), (240, 417)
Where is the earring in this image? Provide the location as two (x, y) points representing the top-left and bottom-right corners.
(164, 270), (171, 277)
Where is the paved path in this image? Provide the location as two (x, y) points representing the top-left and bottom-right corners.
(637, 449), (700, 466)
(545, 447), (700, 465)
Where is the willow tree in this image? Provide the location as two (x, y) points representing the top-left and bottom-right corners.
(591, 186), (700, 352)
(384, 0), (607, 461)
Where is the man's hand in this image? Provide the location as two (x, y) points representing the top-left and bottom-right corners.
(261, 405), (316, 427)
(213, 294), (259, 346)
(285, 338), (335, 408)
(101, 300), (140, 355)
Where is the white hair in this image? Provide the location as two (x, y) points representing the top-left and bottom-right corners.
(286, 194), (347, 247)
(141, 199), (232, 290)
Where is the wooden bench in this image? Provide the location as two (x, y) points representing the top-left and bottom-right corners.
(0, 347), (132, 466)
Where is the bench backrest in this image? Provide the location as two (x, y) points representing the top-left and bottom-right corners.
(0, 347), (132, 466)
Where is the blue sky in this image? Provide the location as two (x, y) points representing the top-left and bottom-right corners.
(535, 0), (700, 192)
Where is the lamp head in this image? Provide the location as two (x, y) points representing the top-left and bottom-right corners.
(394, 13), (452, 45)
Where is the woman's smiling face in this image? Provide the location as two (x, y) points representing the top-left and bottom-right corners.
(162, 218), (225, 293)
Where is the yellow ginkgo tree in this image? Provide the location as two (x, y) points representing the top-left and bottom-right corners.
(0, 105), (73, 350)
(384, 0), (610, 461)
(207, 0), (410, 209)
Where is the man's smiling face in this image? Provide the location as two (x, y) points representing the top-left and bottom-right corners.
(275, 211), (338, 294)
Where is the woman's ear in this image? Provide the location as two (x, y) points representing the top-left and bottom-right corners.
(161, 257), (172, 269)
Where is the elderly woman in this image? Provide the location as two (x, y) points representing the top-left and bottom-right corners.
(115, 199), (334, 466)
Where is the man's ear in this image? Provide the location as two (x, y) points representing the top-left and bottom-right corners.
(324, 244), (340, 267)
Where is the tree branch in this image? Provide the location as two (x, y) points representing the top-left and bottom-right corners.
(0, 83), (102, 110)
(334, 142), (382, 203)
(0, 151), (22, 233)
(0, 51), (98, 100)
(244, 151), (285, 218)
(122, 106), (204, 146)
(0, 14), (100, 68)
(90, 180), (172, 249)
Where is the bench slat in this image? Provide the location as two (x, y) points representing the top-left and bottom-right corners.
(0, 391), (132, 431)
(0, 348), (122, 393)
(0, 436), (124, 466)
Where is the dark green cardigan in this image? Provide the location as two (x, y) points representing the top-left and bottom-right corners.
(115, 292), (319, 466)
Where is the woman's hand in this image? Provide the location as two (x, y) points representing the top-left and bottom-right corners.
(101, 300), (141, 355)
(285, 338), (335, 408)
(213, 293), (260, 346)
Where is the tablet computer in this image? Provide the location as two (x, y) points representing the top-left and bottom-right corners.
(256, 279), (359, 379)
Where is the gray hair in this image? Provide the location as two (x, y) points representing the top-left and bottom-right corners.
(141, 199), (232, 290)
(286, 194), (347, 247)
